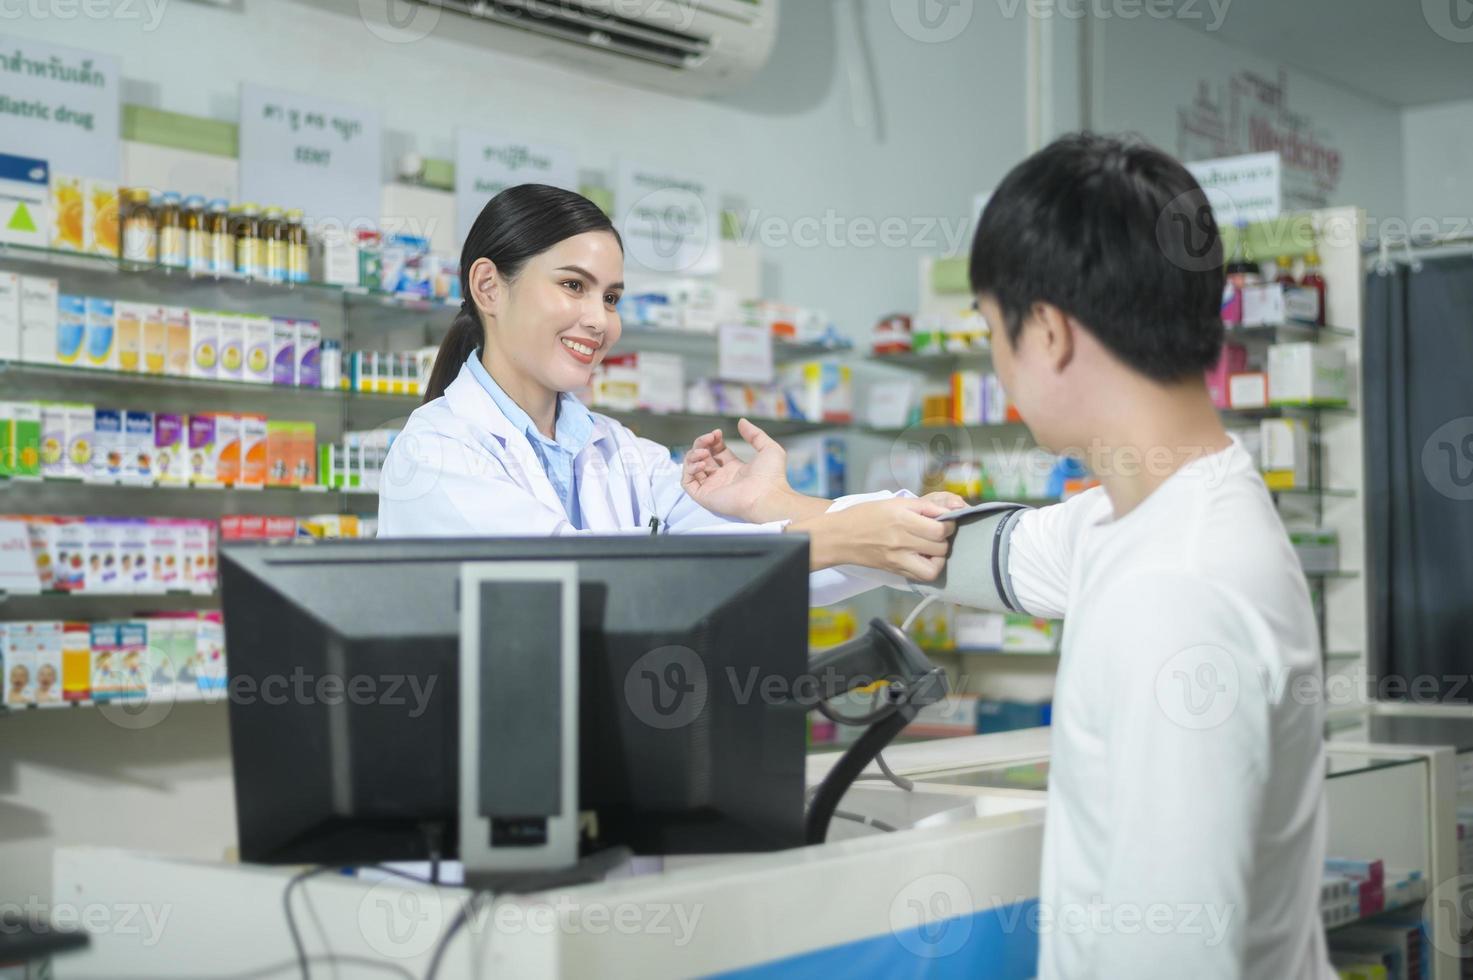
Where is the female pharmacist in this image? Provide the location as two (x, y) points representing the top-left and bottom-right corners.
(377, 184), (960, 604)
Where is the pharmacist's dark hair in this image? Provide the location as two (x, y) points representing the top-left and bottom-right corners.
(969, 133), (1224, 383)
(423, 184), (621, 403)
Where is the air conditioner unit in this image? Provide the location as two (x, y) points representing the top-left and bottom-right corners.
(420, 0), (779, 97)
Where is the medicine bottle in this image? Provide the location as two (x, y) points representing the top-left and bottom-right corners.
(121, 188), (157, 266)
(157, 192), (186, 269)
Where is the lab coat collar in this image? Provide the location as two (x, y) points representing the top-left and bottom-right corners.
(443, 358), (614, 452)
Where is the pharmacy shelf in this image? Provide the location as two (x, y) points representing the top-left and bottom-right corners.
(0, 475), (379, 509)
(1323, 894), (1425, 933)
(1308, 570), (1361, 580)
(864, 349), (990, 369)
(1221, 404), (1355, 421)
(1271, 486), (1358, 498)
(1226, 321), (1355, 341)
(0, 591), (220, 621)
(1324, 651), (1362, 661)
(931, 648), (1061, 659)
(0, 241), (455, 319)
(0, 689), (224, 718)
(618, 325), (850, 362)
(859, 421), (1032, 436)
(0, 359), (418, 405)
(604, 408), (843, 437)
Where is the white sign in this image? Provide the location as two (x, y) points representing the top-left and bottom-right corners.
(455, 129), (578, 249)
(717, 323), (772, 384)
(1186, 151), (1282, 226)
(0, 520), (40, 594)
(616, 163), (720, 276)
(0, 37), (120, 180)
(238, 84), (382, 228)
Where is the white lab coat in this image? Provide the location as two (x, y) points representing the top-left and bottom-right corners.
(376, 359), (900, 605)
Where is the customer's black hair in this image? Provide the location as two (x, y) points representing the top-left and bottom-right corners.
(422, 184), (622, 403)
(969, 133), (1225, 383)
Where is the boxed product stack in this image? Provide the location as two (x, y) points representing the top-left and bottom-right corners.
(783, 360), (852, 423)
(319, 429), (396, 492)
(1, 613), (225, 710)
(684, 378), (794, 422)
(220, 514), (377, 541)
(348, 347), (437, 397)
(591, 352), (685, 413)
(784, 434), (846, 498)
(2, 514), (217, 596)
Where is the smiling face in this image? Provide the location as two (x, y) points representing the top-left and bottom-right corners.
(475, 231), (625, 394)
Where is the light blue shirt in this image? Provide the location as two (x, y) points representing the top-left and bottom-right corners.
(466, 352), (594, 529)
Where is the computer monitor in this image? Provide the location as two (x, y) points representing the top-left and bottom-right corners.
(219, 535), (811, 867)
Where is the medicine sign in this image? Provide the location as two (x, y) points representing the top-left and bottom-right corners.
(239, 84), (382, 229)
(1186, 151), (1282, 225)
(0, 36), (121, 180)
(455, 129), (578, 248)
(616, 162), (720, 276)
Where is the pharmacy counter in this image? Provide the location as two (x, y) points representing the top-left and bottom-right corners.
(52, 732), (1051, 979)
(51, 726), (1450, 978)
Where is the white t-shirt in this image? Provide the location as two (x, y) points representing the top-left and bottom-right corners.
(1008, 437), (1334, 980)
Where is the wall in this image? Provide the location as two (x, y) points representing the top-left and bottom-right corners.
(1402, 99), (1473, 232)
(1090, 14), (1405, 223)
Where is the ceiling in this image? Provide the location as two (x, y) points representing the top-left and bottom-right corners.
(1164, 0), (1473, 107)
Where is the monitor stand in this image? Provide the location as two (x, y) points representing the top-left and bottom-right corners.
(458, 562), (581, 889)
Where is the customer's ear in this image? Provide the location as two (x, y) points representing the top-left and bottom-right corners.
(1029, 302), (1075, 374)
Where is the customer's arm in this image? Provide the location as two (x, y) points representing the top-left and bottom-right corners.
(1088, 570), (1268, 979)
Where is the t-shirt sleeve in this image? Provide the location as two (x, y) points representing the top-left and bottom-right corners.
(1090, 570), (1272, 979)
(1006, 486), (1108, 619)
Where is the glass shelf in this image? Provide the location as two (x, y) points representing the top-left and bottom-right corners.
(604, 408), (841, 437)
(1270, 486), (1357, 498)
(1226, 321), (1355, 341)
(1307, 570), (1360, 580)
(0, 690), (224, 717)
(1325, 751), (1421, 779)
(0, 474), (379, 501)
(0, 358), (420, 404)
(864, 349), (991, 369)
(1324, 651), (1362, 661)
(860, 421), (1031, 436)
(619, 326), (850, 362)
(1222, 404), (1356, 420)
(0, 241), (455, 318)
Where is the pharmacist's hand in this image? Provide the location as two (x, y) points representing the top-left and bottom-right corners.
(802, 497), (957, 580)
(682, 418), (792, 522)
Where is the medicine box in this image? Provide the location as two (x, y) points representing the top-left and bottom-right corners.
(1268, 343), (1349, 407)
(124, 410), (155, 485)
(214, 414), (242, 486)
(84, 297), (117, 371)
(142, 305), (167, 375)
(56, 294), (86, 367)
(188, 414), (217, 485)
(296, 320), (321, 388)
(240, 414), (268, 488)
(19, 276), (58, 365)
(154, 413), (186, 485)
(90, 408), (123, 484)
(271, 318), (296, 386)
(164, 306), (191, 377)
(189, 310), (220, 379)
(217, 315), (244, 382)
(1228, 371), (1269, 410)
(243, 316), (273, 385)
(1260, 418), (1311, 491)
(114, 301), (146, 373)
(0, 271), (18, 360)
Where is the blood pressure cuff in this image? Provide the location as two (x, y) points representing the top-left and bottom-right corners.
(907, 504), (1031, 613)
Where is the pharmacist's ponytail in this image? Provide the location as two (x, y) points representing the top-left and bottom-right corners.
(422, 184), (622, 404)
